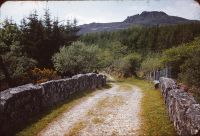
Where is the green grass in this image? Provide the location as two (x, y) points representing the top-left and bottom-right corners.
(119, 78), (176, 136)
(16, 87), (108, 136)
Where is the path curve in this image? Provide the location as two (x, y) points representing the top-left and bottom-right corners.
(39, 82), (143, 136)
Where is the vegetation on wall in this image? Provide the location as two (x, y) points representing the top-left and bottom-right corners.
(161, 38), (200, 98)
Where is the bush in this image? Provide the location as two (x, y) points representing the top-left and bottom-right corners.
(179, 50), (200, 87)
(53, 41), (101, 76)
(112, 53), (141, 77)
(162, 38), (199, 78)
(141, 54), (163, 76)
(30, 68), (60, 83)
(162, 37), (200, 98)
(179, 48), (200, 98)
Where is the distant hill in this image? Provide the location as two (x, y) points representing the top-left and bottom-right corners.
(78, 11), (198, 35)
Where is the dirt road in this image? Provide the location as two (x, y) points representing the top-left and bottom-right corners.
(39, 82), (143, 136)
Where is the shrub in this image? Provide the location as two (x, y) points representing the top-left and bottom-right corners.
(162, 37), (200, 98)
(179, 48), (200, 98)
(141, 54), (163, 76)
(53, 41), (101, 76)
(112, 53), (141, 77)
(162, 38), (199, 78)
(179, 50), (200, 87)
(30, 68), (60, 83)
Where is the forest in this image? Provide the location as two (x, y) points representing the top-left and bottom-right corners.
(0, 10), (79, 90)
(0, 10), (200, 99)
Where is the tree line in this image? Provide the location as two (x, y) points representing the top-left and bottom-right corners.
(79, 23), (200, 100)
(1, 9), (200, 100)
(81, 23), (200, 53)
(0, 10), (79, 89)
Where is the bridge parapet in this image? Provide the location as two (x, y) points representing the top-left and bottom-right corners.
(0, 73), (106, 135)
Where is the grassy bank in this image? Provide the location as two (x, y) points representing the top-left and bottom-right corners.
(122, 78), (176, 136)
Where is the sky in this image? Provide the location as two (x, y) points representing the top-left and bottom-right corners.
(0, 0), (200, 25)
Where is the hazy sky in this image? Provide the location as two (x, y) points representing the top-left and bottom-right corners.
(1, 0), (200, 25)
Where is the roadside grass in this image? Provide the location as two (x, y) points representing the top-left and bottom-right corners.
(65, 120), (86, 136)
(16, 85), (110, 136)
(118, 78), (176, 136)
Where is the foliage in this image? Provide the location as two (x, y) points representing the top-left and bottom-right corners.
(0, 10), (79, 89)
(141, 54), (163, 74)
(52, 41), (141, 77)
(179, 50), (200, 99)
(111, 53), (141, 77)
(81, 22), (200, 99)
(80, 22), (200, 82)
(161, 37), (200, 98)
(81, 23), (200, 53)
(96, 41), (130, 71)
(0, 20), (37, 88)
(179, 50), (200, 88)
(53, 41), (101, 75)
(162, 38), (200, 78)
(2, 9), (200, 92)
(30, 68), (60, 83)
(20, 10), (79, 68)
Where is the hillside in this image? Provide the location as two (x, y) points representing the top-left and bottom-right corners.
(78, 11), (197, 34)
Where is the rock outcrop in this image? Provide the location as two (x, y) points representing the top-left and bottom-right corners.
(78, 11), (197, 34)
(123, 11), (190, 25)
(159, 77), (200, 136)
(0, 73), (106, 135)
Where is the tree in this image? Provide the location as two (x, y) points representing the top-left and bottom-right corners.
(20, 10), (80, 68)
(0, 20), (37, 87)
(20, 11), (45, 67)
(0, 20), (18, 86)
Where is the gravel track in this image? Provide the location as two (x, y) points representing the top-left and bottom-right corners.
(39, 82), (142, 136)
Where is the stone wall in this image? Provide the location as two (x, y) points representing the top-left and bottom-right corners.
(159, 77), (200, 136)
(0, 73), (106, 135)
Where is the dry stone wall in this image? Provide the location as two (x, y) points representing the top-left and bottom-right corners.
(0, 73), (106, 135)
(159, 77), (200, 136)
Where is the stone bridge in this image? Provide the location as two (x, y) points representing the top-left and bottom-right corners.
(0, 73), (106, 135)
